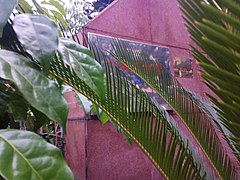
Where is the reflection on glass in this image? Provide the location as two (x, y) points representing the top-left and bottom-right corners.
(174, 57), (193, 78)
(88, 33), (170, 109)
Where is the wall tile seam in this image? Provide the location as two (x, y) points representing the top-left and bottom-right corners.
(84, 27), (191, 51)
(85, 0), (119, 27)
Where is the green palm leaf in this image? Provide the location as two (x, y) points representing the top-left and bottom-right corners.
(110, 38), (238, 179)
(179, 0), (240, 163)
(12, 0), (239, 178)
(49, 50), (204, 179)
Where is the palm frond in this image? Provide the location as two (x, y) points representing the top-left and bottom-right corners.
(186, 90), (231, 136)
(11, 0), (239, 178)
(179, 0), (240, 162)
(89, 38), (217, 178)
(49, 51), (204, 179)
(110, 38), (238, 179)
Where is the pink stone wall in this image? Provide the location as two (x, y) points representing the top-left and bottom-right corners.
(64, 92), (86, 180)
(84, 0), (209, 98)
(64, 121), (85, 180)
(64, 92), (164, 179)
(87, 120), (163, 180)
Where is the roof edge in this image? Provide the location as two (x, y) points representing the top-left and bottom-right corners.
(84, 0), (119, 28)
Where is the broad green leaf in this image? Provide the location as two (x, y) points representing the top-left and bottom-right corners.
(50, 9), (68, 29)
(9, 93), (28, 120)
(16, 0), (33, 13)
(40, 1), (67, 29)
(99, 111), (109, 125)
(49, 0), (66, 16)
(91, 103), (108, 124)
(0, 0), (17, 37)
(31, 107), (49, 131)
(0, 129), (74, 180)
(75, 93), (92, 115)
(32, 0), (47, 14)
(42, 0), (66, 17)
(0, 113), (10, 129)
(13, 14), (58, 71)
(91, 103), (97, 114)
(0, 91), (10, 115)
(75, 92), (108, 123)
(58, 38), (105, 100)
(0, 50), (68, 130)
